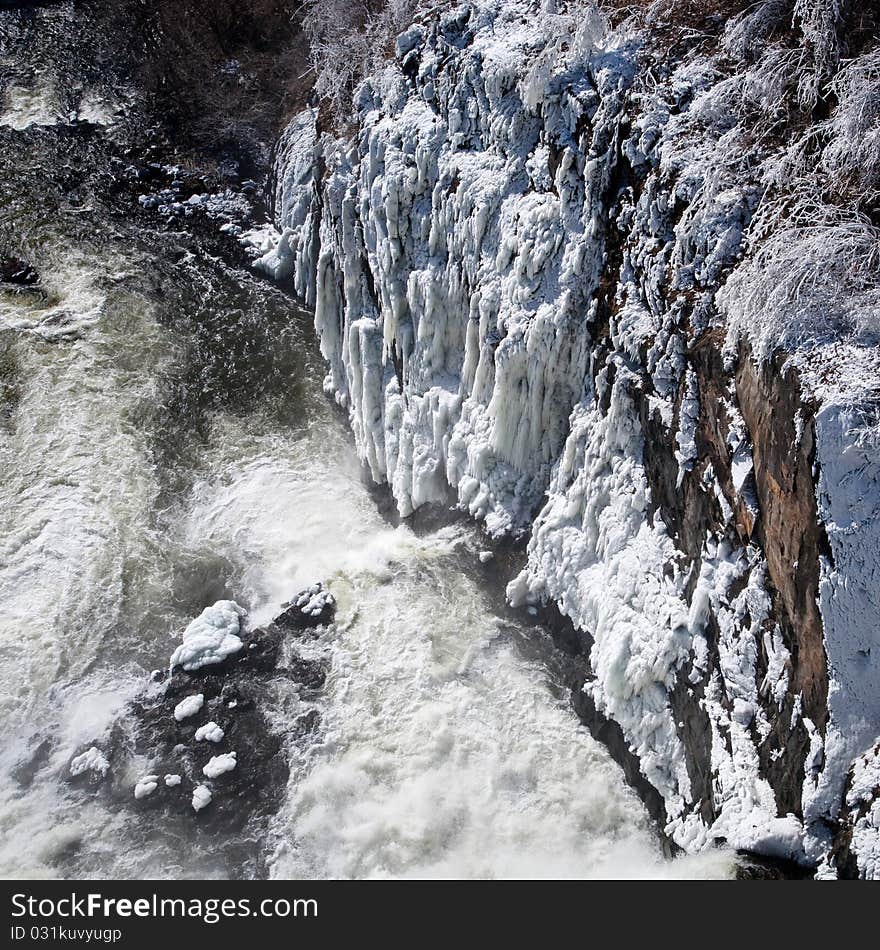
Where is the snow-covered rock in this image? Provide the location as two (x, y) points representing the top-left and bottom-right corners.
(191, 784), (213, 812)
(820, 740), (880, 879)
(274, 583), (336, 629)
(69, 746), (110, 779)
(169, 601), (246, 672)
(134, 775), (159, 800)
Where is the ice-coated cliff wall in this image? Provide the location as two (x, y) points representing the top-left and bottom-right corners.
(260, 0), (880, 876)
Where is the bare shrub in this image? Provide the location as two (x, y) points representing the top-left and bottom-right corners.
(720, 194), (880, 354)
(136, 0), (309, 164)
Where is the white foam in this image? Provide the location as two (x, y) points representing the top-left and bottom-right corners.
(76, 89), (122, 126)
(268, 544), (736, 879)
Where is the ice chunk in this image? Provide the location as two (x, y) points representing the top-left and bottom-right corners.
(194, 721), (224, 743)
(169, 601), (246, 672)
(173, 693), (204, 722)
(275, 583), (336, 629)
(202, 752), (237, 778)
(192, 784), (213, 812)
(164, 774), (182, 787)
(69, 747), (110, 778)
(134, 775), (159, 799)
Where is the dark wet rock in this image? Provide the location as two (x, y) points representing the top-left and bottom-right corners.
(12, 738), (53, 789)
(274, 582), (336, 630)
(290, 709), (320, 741)
(734, 852), (813, 880)
(281, 655), (327, 692)
(0, 256), (38, 285)
(68, 601), (329, 833)
(66, 745), (112, 788)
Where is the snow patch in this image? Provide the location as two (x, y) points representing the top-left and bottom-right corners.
(191, 785), (212, 812)
(134, 775), (159, 800)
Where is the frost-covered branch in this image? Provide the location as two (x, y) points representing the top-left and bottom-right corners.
(302, 0), (421, 124)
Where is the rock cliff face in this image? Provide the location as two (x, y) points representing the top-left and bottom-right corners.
(261, 0), (880, 876)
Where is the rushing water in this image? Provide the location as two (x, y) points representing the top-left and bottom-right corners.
(0, 1), (739, 880)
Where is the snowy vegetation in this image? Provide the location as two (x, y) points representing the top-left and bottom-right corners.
(302, 0), (429, 122)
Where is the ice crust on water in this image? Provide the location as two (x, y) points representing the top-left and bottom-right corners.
(0, 76), (60, 131)
(173, 694), (204, 722)
(194, 721), (224, 743)
(203, 752), (237, 778)
(169, 601), (246, 672)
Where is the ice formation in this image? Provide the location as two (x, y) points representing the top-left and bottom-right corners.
(202, 752), (237, 778)
(69, 747), (110, 779)
(164, 774), (182, 787)
(134, 775), (159, 800)
(169, 601), (246, 672)
(289, 584), (335, 617)
(194, 721), (224, 744)
(173, 693), (205, 723)
(191, 784), (213, 812)
(837, 741), (880, 880)
(269, 0), (880, 876)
